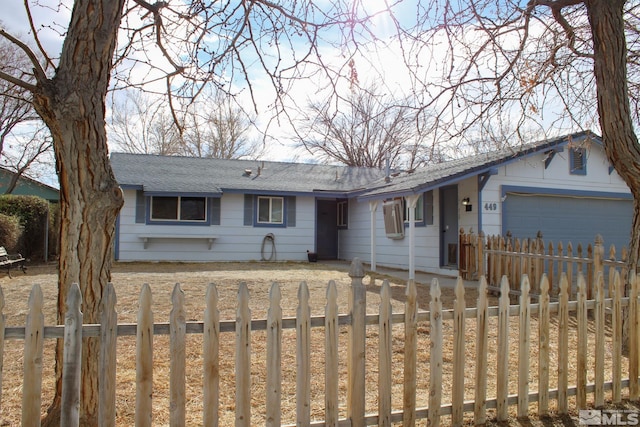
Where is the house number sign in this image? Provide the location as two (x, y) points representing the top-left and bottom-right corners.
(483, 202), (498, 211)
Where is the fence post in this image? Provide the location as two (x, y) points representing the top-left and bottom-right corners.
(61, 283), (82, 427)
(348, 258), (366, 427)
(477, 231), (485, 279)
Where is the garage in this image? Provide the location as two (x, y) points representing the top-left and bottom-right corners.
(502, 191), (633, 251)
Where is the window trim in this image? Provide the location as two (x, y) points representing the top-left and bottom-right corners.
(337, 199), (348, 229)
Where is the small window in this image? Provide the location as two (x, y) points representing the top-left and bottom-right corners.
(337, 200), (348, 228)
(404, 194), (424, 223)
(570, 147), (587, 175)
(151, 196), (206, 222)
(257, 196), (284, 224)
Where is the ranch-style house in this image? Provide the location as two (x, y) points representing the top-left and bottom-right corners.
(111, 131), (632, 277)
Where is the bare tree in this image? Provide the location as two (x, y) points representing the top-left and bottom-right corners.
(397, 1), (640, 269)
(108, 91), (182, 155)
(182, 92), (264, 159)
(0, 1), (389, 424)
(295, 82), (432, 169)
(2, 124), (53, 193)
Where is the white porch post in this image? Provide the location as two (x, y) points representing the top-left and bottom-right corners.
(406, 195), (420, 280)
(369, 201), (378, 272)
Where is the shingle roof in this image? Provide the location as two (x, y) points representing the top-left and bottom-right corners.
(111, 131), (598, 199)
(357, 131), (598, 199)
(110, 153), (387, 195)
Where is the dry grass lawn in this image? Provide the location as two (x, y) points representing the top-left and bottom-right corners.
(0, 260), (636, 426)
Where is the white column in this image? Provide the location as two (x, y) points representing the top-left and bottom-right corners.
(405, 195), (420, 280)
(369, 201), (378, 272)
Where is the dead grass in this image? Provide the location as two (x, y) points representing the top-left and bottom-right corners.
(0, 261), (634, 426)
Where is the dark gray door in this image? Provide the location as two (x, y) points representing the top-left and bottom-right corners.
(316, 200), (338, 260)
(502, 193), (633, 250)
(440, 185), (459, 267)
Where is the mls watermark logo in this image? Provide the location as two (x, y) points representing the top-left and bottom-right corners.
(579, 409), (640, 425)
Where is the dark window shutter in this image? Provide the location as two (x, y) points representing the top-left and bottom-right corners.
(286, 196), (296, 227)
(244, 194), (253, 226)
(135, 190), (146, 223)
(425, 190), (434, 225)
(211, 198), (221, 225)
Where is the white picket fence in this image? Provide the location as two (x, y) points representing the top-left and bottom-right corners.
(4, 258), (639, 426)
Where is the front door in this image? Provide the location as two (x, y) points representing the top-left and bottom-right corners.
(316, 199), (338, 260)
(440, 185), (459, 268)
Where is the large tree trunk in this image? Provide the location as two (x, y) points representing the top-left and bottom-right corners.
(586, 0), (640, 273)
(30, 1), (125, 425)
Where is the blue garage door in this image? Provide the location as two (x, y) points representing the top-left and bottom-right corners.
(502, 193), (633, 251)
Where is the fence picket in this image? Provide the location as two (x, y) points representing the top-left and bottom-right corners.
(429, 278), (443, 427)
(517, 275), (531, 418)
(136, 283), (153, 427)
(325, 281), (339, 427)
(99, 283), (117, 427)
(538, 275), (550, 416)
(297, 282), (311, 425)
(170, 284), (186, 427)
(203, 283), (220, 427)
(595, 273), (605, 407)
(612, 271), (623, 403)
(403, 279), (418, 427)
(474, 277), (489, 424)
(557, 273), (569, 414)
(22, 285), (44, 427)
(496, 276), (510, 422)
(266, 283), (282, 427)
(378, 280), (392, 427)
(452, 278), (466, 427)
(348, 259), (366, 427)
(236, 282), (251, 427)
(576, 273), (588, 409)
(630, 273), (640, 400)
(0, 287), (4, 416)
(61, 284), (82, 427)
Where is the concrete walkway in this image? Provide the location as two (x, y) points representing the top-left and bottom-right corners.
(318, 259), (474, 289)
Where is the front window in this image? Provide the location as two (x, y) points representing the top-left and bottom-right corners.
(337, 200), (348, 228)
(404, 194), (424, 223)
(151, 196), (206, 222)
(257, 196), (284, 224)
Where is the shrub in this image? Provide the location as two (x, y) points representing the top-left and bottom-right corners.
(0, 213), (21, 252)
(0, 195), (50, 260)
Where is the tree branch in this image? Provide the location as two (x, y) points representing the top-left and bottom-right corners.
(0, 29), (47, 84)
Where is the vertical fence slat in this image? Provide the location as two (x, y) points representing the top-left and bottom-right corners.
(22, 284), (44, 427)
(266, 283), (282, 427)
(538, 275), (550, 416)
(557, 273), (569, 414)
(429, 278), (443, 427)
(61, 283), (82, 427)
(203, 283), (220, 427)
(474, 277), (489, 424)
(517, 275), (531, 418)
(452, 278), (466, 427)
(136, 283), (153, 427)
(378, 280), (392, 427)
(236, 282), (251, 427)
(630, 273), (640, 400)
(99, 283), (118, 427)
(325, 281), (339, 427)
(297, 282), (311, 425)
(496, 276), (510, 422)
(170, 284), (186, 427)
(403, 279), (417, 427)
(612, 271), (623, 403)
(348, 259), (366, 427)
(0, 287), (5, 416)
(595, 272), (605, 407)
(576, 273), (588, 409)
